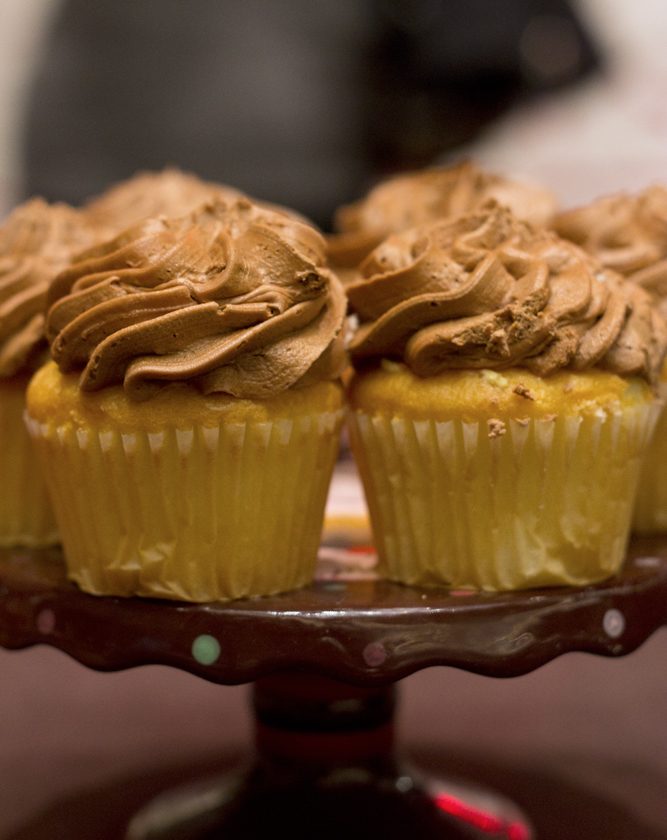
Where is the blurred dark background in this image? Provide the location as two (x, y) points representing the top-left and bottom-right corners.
(21, 0), (601, 229)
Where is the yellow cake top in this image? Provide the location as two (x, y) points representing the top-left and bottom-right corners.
(28, 359), (344, 430)
(347, 363), (653, 423)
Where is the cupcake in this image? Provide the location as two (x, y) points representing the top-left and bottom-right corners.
(0, 198), (103, 546)
(345, 204), (665, 591)
(25, 199), (346, 602)
(84, 167), (245, 232)
(85, 166), (311, 236)
(327, 160), (557, 277)
(554, 187), (667, 532)
(553, 186), (667, 280)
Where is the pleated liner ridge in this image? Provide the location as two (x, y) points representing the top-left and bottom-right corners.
(633, 384), (667, 533)
(25, 410), (344, 601)
(0, 382), (58, 547)
(348, 402), (661, 591)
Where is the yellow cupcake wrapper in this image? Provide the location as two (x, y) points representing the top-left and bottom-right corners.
(348, 402), (661, 591)
(0, 385), (58, 547)
(25, 410), (344, 601)
(633, 382), (667, 533)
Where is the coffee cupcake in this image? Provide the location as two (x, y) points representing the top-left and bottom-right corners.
(554, 187), (667, 532)
(345, 204), (665, 591)
(0, 198), (103, 546)
(85, 167), (244, 232)
(86, 167), (310, 237)
(26, 199), (347, 601)
(327, 160), (557, 276)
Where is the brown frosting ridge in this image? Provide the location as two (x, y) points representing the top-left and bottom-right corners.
(85, 168), (245, 233)
(47, 198), (347, 400)
(347, 204), (666, 385)
(327, 161), (557, 269)
(85, 167), (312, 238)
(554, 187), (667, 305)
(0, 198), (104, 377)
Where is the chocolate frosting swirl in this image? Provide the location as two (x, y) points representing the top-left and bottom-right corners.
(554, 187), (667, 306)
(327, 161), (557, 269)
(347, 204), (666, 385)
(47, 199), (347, 400)
(85, 168), (245, 233)
(0, 198), (104, 377)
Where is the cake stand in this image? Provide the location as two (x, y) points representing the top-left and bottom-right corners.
(2, 535), (667, 840)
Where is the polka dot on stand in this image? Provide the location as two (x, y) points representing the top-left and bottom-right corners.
(363, 641), (387, 667)
(603, 608), (625, 639)
(635, 556), (661, 568)
(191, 634), (221, 665)
(321, 582), (347, 593)
(36, 608), (56, 635)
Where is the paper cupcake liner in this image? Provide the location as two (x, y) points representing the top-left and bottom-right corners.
(25, 410), (344, 601)
(0, 381), (58, 547)
(632, 385), (667, 533)
(348, 402), (660, 591)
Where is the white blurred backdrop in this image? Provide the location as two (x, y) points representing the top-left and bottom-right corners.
(0, 0), (60, 215)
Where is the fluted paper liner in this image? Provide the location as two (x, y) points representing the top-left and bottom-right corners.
(0, 380), (58, 547)
(633, 382), (667, 533)
(348, 403), (660, 590)
(25, 410), (343, 601)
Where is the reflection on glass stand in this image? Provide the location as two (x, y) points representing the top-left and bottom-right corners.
(127, 674), (531, 840)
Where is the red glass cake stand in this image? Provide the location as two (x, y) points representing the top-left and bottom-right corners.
(2, 536), (667, 840)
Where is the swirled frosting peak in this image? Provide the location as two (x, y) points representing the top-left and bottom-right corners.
(347, 204), (666, 384)
(327, 160), (557, 269)
(554, 186), (667, 301)
(0, 198), (104, 377)
(85, 167), (245, 233)
(47, 198), (347, 400)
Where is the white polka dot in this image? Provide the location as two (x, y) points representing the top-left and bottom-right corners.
(603, 608), (625, 639)
(635, 556), (660, 568)
(363, 642), (387, 667)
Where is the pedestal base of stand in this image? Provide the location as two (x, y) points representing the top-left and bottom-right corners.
(126, 675), (531, 840)
(125, 760), (531, 840)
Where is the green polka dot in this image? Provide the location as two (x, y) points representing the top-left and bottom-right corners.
(192, 634), (221, 665)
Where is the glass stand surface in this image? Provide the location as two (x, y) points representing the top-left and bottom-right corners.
(2, 536), (667, 839)
(126, 675), (531, 840)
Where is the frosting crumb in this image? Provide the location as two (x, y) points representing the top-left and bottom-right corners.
(513, 383), (535, 400)
(487, 418), (507, 438)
